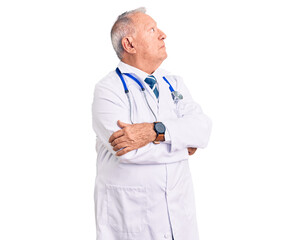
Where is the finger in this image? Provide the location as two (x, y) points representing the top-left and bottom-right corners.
(117, 120), (130, 128)
(188, 147), (197, 151)
(116, 146), (133, 156)
(113, 141), (128, 151)
(109, 129), (124, 143)
(188, 148), (197, 155)
(111, 135), (128, 147)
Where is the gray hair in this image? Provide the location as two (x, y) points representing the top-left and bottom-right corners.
(111, 7), (146, 60)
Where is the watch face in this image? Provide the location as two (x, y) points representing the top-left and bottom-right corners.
(155, 122), (166, 134)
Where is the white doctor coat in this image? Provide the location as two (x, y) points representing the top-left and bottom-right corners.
(92, 61), (212, 240)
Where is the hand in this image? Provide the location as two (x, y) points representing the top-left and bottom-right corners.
(187, 147), (197, 156)
(109, 120), (156, 156)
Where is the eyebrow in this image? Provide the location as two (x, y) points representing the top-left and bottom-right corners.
(145, 22), (157, 30)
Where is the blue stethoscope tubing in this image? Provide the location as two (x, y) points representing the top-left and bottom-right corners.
(115, 67), (181, 124)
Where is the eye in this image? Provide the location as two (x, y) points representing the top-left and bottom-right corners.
(150, 28), (155, 33)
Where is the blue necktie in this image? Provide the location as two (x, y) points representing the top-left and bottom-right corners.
(144, 75), (159, 99)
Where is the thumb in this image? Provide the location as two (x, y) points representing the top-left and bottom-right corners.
(117, 120), (130, 128)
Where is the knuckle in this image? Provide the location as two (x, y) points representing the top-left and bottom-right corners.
(124, 128), (130, 135)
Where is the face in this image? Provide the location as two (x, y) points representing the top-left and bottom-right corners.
(130, 13), (167, 63)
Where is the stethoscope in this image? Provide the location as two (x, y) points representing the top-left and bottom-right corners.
(115, 67), (183, 123)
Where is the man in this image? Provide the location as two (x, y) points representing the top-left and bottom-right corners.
(92, 7), (212, 240)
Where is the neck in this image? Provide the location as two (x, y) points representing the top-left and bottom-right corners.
(122, 56), (162, 74)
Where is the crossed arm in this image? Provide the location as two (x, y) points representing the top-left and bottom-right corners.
(109, 120), (197, 156)
(93, 75), (211, 164)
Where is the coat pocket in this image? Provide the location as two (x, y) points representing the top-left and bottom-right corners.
(106, 184), (147, 233)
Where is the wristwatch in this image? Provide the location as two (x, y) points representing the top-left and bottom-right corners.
(153, 122), (166, 144)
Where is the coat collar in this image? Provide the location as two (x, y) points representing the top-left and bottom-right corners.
(117, 61), (149, 82)
(117, 61), (170, 81)
(116, 61), (171, 104)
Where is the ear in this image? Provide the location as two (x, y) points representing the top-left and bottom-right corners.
(121, 37), (136, 54)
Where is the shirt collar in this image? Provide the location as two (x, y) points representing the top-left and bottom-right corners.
(117, 61), (149, 81)
(117, 61), (171, 82)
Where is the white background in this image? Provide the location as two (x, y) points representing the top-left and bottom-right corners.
(0, 0), (293, 239)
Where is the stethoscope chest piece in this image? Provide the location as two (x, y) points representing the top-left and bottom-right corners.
(171, 90), (183, 104)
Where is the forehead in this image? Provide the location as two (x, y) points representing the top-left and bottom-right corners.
(131, 12), (157, 30)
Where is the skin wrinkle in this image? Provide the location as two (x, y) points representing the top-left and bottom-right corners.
(121, 12), (167, 74)
(108, 12), (197, 157)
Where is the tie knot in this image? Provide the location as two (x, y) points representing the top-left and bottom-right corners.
(144, 75), (157, 88)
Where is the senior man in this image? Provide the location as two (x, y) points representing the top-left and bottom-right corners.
(92, 7), (212, 240)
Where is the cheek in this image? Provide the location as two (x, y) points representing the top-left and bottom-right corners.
(136, 35), (153, 52)
(138, 39), (150, 50)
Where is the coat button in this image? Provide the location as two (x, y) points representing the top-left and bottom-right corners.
(164, 233), (169, 238)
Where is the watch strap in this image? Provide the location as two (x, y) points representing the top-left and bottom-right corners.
(153, 133), (165, 144)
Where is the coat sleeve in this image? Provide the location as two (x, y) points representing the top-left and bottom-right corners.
(162, 75), (212, 152)
(92, 78), (188, 165)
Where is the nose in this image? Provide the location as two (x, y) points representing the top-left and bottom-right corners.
(158, 29), (167, 40)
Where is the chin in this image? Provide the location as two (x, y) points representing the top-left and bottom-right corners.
(161, 52), (168, 61)
(164, 52), (168, 59)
